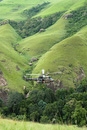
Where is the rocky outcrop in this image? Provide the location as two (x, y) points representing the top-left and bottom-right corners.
(39, 28), (45, 33)
(63, 13), (73, 19)
(0, 69), (7, 86)
(28, 63), (33, 66)
(30, 57), (38, 62)
(0, 89), (8, 104)
(74, 67), (86, 81)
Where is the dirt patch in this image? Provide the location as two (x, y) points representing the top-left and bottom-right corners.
(74, 67), (86, 81)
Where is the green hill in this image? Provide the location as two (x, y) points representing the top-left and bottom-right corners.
(33, 26), (87, 88)
(0, 0), (86, 20)
(0, 24), (29, 92)
(0, 0), (87, 90)
(17, 18), (67, 57)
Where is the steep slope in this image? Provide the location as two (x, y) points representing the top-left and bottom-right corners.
(35, 0), (86, 17)
(0, 0), (46, 20)
(0, 24), (29, 92)
(0, 0), (86, 20)
(17, 0), (87, 57)
(33, 26), (87, 88)
(17, 18), (67, 57)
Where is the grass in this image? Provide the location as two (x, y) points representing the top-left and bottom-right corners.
(0, 24), (30, 92)
(17, 18), (67, 57)
(0, 0), (86, 20)
(0, 0), (45, 20)
(16, 0), (87, 89)
(33, 25), (87, 88)
(0, 118), (86, 130)
(0, 0), (87, 91)
(35, 0), (86, 17)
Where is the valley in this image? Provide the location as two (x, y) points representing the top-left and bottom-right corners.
(0, 0), (87, 128)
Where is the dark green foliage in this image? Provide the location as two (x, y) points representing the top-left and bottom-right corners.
(1, 107), (9, 116)
(0, 98), (3, 107)
(72, 104), (87, 126)
(8, 11), (64, 38)
(43, 102), (58, 121)
(66, 5), (87, 37)
(63, 99), (76, 124)
(40, 116), (49, 123)
(77, 78), (87, 92)
(55, 88), (74, 101)
(44, 88), (55, 103)
(30, 111), (39, 122)
(22, 2), (50, 18)
(43, 101), (63, 123)
(1, 82), (87, 126)
(38, 100), (47, 115)
(7, 92), (24, 114)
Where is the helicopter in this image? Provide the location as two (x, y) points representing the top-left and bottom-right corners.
(23, 69), (54, 83)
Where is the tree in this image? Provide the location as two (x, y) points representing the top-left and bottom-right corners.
(72, 104), (87, 126)
(63, 99), (76, 124)
(43, 101), (63, 122)
(7, 92), (24, 114)
(55, 88), (68, 101)
(44, 88), (55, 103)
(77, 78), (87, 92)
(38, 100), (47, 115)
(0, 98), (3, 107)
(30, 111), (39, 122)
(40, 116), (49, 123)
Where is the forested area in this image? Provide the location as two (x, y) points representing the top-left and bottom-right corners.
(9, 11), (64, 38)
(66, 5), (87, 37)
(0, 78), (87, 127)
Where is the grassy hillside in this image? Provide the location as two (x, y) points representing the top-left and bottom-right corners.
(15, 0), (87, 89)
(17, 18), (67, 57)
(0, 119), (86, 130)
(0, 0), (86, 20)
(33, 26), (87, 88)
(17, 0), (87, 57)
(0, 0), (87, 91)
(0, 24), (29, 92)
(0, 0), (46, 20)
(35, 0), (86, 17)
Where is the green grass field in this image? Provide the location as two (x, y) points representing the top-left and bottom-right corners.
(0, 0), (86, 20)
(17, 18), (67, 57)
(33, 25), (87, 88)
(0, 0), (87, 90)
(0, 118), (86, 130)
(0, 24), (29, 92)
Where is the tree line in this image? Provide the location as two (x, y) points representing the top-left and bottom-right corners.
(0, 78), (87, 127)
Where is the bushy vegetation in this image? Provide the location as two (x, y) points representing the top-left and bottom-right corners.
(1, 79), (87, 127)
(7, 11), (64, 38)
(66, 5), (87, 37)
(22, 2), (50, 18)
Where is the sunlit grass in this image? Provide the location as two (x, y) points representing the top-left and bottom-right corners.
(0, 24), (29, 92)
(0, 118), (86, 130)
(33, 25), (87, 88)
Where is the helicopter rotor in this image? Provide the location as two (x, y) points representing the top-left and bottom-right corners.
(26, 74), (40, 76)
